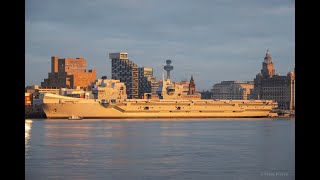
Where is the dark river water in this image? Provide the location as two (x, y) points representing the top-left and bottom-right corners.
(25, 118), (295, 180)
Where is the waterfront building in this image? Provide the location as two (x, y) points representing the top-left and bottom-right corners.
(25, 85), (61, 111)
(249, 89), (255, 100)
(138, 67), (156, 98)
(25, 93), (32, 110)
(25, 91), (45, 118)
(200, 90), (213, 99)
(41, 56), (96, 89)
(25, 93), (31, 105)
(109, 52), (139, 99)
(235, 82), (254, 100)
(254, 49), (295, 110)
(211, 81), (254, 100)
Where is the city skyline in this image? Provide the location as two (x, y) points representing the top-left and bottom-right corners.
(26, 0), (295, 90)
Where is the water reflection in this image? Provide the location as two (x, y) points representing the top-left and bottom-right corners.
(160, 123), (189, 137)
(25, 119), (33, 159)
(26, 119), (295, 180)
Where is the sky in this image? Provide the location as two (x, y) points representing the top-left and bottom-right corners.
(25, 0), (295, 91)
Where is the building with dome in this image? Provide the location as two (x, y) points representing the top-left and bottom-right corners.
(253, 50), (295, 110)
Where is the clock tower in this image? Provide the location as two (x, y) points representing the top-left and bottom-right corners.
(261, 49), (275, 77)
(188, 75), (195, 95)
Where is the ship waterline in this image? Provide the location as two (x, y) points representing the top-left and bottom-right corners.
(41, 93), (277, 119)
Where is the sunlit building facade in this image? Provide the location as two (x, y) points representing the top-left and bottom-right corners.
(211, 81), (254, 100)
(41, 56), (96, 89)
(254, 50), (295, 110)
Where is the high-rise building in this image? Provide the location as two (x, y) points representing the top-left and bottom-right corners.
(211, 81), (254, 100)
(253, 50), (295, 110)
(109, 52), (139, 99)
(41, 56), (96, 89)
(138, 67), (156, 98)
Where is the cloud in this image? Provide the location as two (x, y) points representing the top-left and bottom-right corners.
(26, 0), (294, 90)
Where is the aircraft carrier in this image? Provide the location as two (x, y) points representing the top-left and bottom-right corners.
(40, 70), (278, 119)
(41, 94), (277, 119)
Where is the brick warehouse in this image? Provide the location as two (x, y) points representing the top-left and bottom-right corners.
(41, 56), (96, 89)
